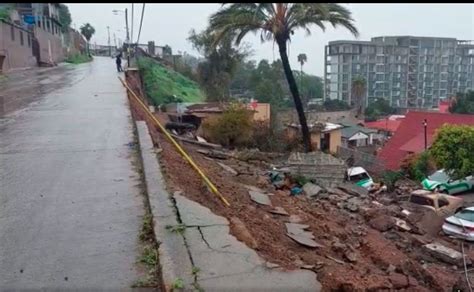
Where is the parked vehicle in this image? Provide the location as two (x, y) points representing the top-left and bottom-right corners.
(347, 167), (374, 189)
(442, 207), (474, 241)
(422, 169), (474, 195)
(403, 189), (465, 217)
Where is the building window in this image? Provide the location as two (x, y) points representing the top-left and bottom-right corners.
(10, 26), (15, 41)
(20, 31), (24, 46)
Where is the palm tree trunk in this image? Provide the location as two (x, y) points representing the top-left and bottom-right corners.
(277, 39), (312, 152)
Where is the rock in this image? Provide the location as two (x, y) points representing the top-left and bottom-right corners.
(407, 276), (418, 287)
(331, 240), (347, 252)
(369, 214), (395, 232)
(344, 251), (358, 263)
(344, 201), (359, 212)
(303, 183), (322, 198)
(422, 242), (470, 267)
(337, 183), (369, 197)
(394, 218), (411, 232)
(289, 215), (303, 223)
(269, 207), (289, 216)
(216, 162), (238, 176)
(286, 233), (322, 248)
(285, 223), (313, 238)
(389, 273), (409, 289)
(248, 190), (272, 206)
(318, 192), (329, 200)
(386, 264), (396, 274)
(230, 217), (258, 249)
(265, 262), (280, 269)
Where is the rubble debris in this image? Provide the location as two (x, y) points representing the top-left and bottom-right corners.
(343, 197), (363, 213)
(369, 215), (395, 232)
(300, 264), (316, 270)
(171, 134), (222, 149)
(337, 183), (368, 198)
(248, 190), (272, 206)
(230, 217), (258, 249)
(388, 273), (409, 289)
(241, 184), (265, 193)
(265, 262), (280, 269)
(394, 218), (411, 232)
(344, 251), (358, 263)
(286, 233), (322, 248)
(216, 162), (238, 176)
(290, 186), (303, 196)
(326, 255), (344, 265)
(269, 207), (289, 216)
(196, 136), (207, 143)
(196, 149), (228, 159)
(303, 182), (322, 198)
(422, 243), (471, 267)
(288, 215), (303, 223)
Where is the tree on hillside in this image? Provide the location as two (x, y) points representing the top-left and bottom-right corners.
(351, 75), (366, 117)
(58, 4), (72, 33)
(430, 124), (474, 179)
(188, 29), (250, 101)
(80, 23), (95, 56)
(365, 98), (395, 121)
(449, 91), (474, 114)
(323, 99), (351, 111)
(207, 3), (358, 152)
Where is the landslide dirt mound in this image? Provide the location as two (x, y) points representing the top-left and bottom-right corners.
(125, 81), (470, 291)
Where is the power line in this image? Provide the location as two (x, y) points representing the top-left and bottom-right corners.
(136, 3), (146, 44)
(131, 3), (134, 44)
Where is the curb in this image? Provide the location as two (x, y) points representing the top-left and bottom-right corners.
(135, 121), (194, 291)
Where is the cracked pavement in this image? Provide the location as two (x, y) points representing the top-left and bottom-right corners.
(173, 194), (321, 291)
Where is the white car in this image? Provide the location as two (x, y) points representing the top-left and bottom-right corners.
(442, 207), (474, 241)
(347, 167), (374, 189)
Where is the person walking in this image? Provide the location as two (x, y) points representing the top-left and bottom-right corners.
(115, 53), (123, 72)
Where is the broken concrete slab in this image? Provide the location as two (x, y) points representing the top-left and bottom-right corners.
(303, 182), (322, 198)
(422, 243), (471, 267)
(394, 218), (411, 232)
(174, 193), (229, 226)
(337, 182), (369, 198)
(216, 161), (238, 176)
(269, 207), (289, 216)
(287, 233), (323, 248)
(249, 190), (272, 206)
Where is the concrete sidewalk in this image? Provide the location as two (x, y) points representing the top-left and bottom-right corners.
(0, 57), (144, 289)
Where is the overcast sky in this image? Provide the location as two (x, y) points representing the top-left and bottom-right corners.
(67, 3), (474, 76)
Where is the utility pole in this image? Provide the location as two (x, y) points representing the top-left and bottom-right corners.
(125, 8), (130, 66)
(113, 33), (117, 48)
(423, 119), (428, 150)
(107, 26), (111, 56)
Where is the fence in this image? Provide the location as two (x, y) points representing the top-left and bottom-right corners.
(337, 145), (386, 176)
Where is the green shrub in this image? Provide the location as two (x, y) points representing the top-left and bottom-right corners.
(201, 103), (253, 148)
(400, 152), (436, 181)
(380, 170), (403, 191)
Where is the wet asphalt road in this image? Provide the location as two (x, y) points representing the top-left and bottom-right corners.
(0, 57), (144, 289)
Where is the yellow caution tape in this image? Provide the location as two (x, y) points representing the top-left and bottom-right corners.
(118, 76), (231, 207)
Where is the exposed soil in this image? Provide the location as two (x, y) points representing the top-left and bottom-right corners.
(126, 73), (474, 291)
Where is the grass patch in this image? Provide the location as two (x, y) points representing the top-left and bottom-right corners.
(165, 224), (187, 234)
(65, 53), (93, 64)
(171, 278), (185, 290)
(137, 57), (205, 105)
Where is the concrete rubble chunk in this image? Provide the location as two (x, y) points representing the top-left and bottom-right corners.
(216, 161), (238, 176)
(337, 182), (369, 198)
(269, 207), (289, 216)
(174, 193), (229, 226)
(249, 190), (272, 206)
(394, 218), (411, 232)
(303, 182), (322, 198)
(344, 251), (358, 263)
(289, 214), (303, 223)
(422, 243), (471, 267)
(286, 233), (323, 248)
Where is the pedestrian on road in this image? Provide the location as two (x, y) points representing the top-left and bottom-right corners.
(116, 53), (123, 72)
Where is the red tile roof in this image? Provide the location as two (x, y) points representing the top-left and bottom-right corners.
(378, 111), (474, 170)
(365, 118), (403, 133)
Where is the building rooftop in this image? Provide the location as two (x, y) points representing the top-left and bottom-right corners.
(378, 111), (474, 170)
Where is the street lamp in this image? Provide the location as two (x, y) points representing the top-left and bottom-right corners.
(422, 119), (428, 150)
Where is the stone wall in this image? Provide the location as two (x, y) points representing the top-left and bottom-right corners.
(287, 152), (346, 187)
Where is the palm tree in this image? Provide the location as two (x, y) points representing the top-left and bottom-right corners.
(297, 53), (307, 104)
(351, 75), (366, 118)
(208, 3), (358, 152)
(80, 23), (96, 56)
